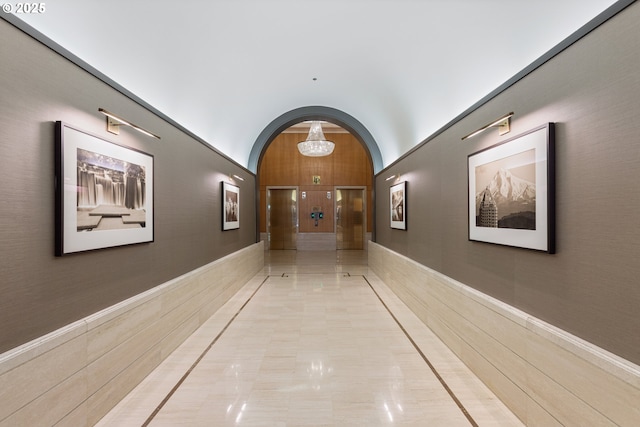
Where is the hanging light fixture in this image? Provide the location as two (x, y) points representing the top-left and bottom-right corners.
(297, 121), (335, 156)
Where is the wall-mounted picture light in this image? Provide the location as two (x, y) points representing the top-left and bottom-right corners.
(232, 174), (244, 181)
(461, 112), (514, 141)
(99, 108), (161, 140)
(385, 174), (400, 182)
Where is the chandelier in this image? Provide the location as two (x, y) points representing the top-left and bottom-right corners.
(297, 121), (335, 157)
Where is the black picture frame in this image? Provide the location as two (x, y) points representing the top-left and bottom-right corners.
(390, 181), (407, 230)
(222, 181), (240, 230)
(55, 121), (154, 256)
(467, 123), (555, 253)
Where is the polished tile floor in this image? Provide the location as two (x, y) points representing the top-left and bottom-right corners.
(97, 251), (522, 426)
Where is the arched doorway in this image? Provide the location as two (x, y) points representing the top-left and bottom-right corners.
(253, 107), (381, 250)
(248, 106), (383, 174)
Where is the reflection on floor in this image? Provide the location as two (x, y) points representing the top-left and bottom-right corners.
(97, 250), (522, 426)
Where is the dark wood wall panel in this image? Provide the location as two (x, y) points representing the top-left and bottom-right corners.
(333, 133), (373, 186)
(260, 133), (300, 186)
(299, 190), (334, 233)
(259, 132), (374, 233)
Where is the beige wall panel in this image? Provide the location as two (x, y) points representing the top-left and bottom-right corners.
(0, 333), (87, 420)
(0, 369), (88, 427)
(369, 242), (640, 425)
(0, 243), (264, 426)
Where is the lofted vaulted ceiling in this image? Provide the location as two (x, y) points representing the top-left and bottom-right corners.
(12, 0), (618, 171)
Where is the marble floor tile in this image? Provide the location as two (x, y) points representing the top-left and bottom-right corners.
(96, 250), (522, 426)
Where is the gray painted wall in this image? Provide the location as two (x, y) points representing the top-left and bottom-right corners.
(375, 2), (640, 365)
(0, 20), (256, 353)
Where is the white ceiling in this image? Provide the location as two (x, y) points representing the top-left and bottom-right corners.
(15, 0), (617, 170)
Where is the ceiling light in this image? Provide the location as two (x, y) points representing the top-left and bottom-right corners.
(461, 112), (513, 141)
(99, 108), (161, 139)
(297, 121), (335, 157)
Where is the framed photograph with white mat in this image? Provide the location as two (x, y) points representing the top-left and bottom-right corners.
(390, 181), (406, 230)
(55, 121), (154, 255)
(222, 181), (240, 230)
(468, 123), (555, 253)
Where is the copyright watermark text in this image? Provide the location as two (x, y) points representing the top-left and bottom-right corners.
(2, 3), (46, 13)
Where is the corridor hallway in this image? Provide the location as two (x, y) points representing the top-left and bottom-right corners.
(97, 251), (522, 426)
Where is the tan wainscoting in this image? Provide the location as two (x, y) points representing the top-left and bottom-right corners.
(368, 241), (640, 426)
(0, 242), (264, 427)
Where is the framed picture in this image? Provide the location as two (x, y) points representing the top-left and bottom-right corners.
(222, 181), (240, 230)
(468, 123), (555, 253)
(55, 121), (154, 256)
(390, 181), (407, 230)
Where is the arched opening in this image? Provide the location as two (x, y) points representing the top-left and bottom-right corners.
(253, 107), (380, 250)
(248, 106), (383, 174)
